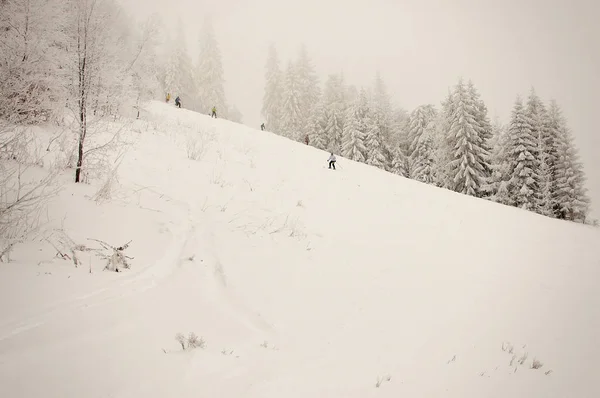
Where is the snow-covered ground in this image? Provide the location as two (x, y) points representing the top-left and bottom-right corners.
(1, 101), (599, 398)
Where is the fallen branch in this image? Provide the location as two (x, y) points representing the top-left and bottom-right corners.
(88, 238), (134, 272)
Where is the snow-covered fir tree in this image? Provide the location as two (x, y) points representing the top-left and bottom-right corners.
(164, 21), (195, 106)
(390, 147), (408, 177)
(295, 45), (320, 135)
(345, 85), (359, 104)
(547, 100), (590, 222)
(370, 73), (395, 170)
(306, 101), (328, 149)
(371, 72), (393, 137)
(411, 117), (437, 184)
(364, 111), (387, 168)
(390, 107), (410, 151)
(433, 90), (456, 189)
(525, 88), (557, 216)
(261, 44), (284, 133)
(406, 104), (436, 178)
(484, 118), (512, 204)
(505, 97), (538, 210)
(195, 17), (227, 116)
(445, 79), (491, 197)
(321, 74), (346, 152)
(279, 61), (303, 140)
(341, 94), (367, 162)
(467, 80), (493, 188)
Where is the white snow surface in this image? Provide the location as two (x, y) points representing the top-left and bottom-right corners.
(1, 101), (599, 397)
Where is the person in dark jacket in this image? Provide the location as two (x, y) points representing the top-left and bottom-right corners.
(175, 96), (181, 108)
(261, 123), (265, 131)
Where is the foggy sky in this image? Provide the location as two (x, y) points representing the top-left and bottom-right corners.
(122, 0), (600, 219)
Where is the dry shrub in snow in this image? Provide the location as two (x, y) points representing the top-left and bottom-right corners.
(78, 123), (129, 184)
(45, 229), (91, 267)
(175, 332), (205, 350)
(531, 358), (543, 369)
(185, 132), (210, 161)
(91, 155), (125, 204)
(502, 341), (514, 354)
(268, 214), (306, 239)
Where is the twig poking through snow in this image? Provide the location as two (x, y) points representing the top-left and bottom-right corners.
(375, 374), (392, 388)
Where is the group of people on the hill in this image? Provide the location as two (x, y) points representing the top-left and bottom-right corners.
(165, 93), (337, 170)
(165, 93), (217, 117)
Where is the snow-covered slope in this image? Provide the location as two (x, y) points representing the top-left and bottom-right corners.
(1, 101), (599, 398)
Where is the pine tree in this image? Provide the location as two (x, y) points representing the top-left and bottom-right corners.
(321, 74), (346, 152)
(295, 44), (320, 133)
(446, 79), (490, 196)
(406, 104), (436, 178)
(505, 97), (538, 210)
(307, 103), (328, 150)
(365, 112), (387, 168)
(434, 90), (456, 189)
(525, 88), (560, 216)
(484, 118), (512, 204)
(391, 107), (410, 155)
(280, 61), (303, 140)
(390, 147), (408, 177)
(548, 100), (591, 222)
(341, 99), (366, 162)
(370, 72), (395, 155)
(261, 43), (284, 133)
(411, 120), (437, 184)
(467, 80), (493, 189)
(195, 17), (226, 116)
(164, 21), (195, 106)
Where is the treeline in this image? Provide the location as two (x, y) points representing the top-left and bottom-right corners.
(261, 45), (592, 223)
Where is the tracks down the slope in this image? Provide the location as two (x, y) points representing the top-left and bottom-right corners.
(0, 192), (195, 343)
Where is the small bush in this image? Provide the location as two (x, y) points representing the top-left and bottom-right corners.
(186, 134), (206, 161)
(175, 333), (186, 350)
(187, 332), (205, 349)
(175, 332), (205, 350)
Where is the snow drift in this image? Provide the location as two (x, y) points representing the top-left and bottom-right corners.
(0, 101), (599, 398)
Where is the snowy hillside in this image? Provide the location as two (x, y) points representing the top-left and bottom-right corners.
(1, 101), (599, 398)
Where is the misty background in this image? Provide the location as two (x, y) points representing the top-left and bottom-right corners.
(122, 0), (599, 218)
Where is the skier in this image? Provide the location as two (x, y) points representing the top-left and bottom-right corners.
(166, 93), (171, 103)
(175, 96), (181, 108)
(327, 152), (336, 170)
(261, 123), (265, 131)
(304, 135), (309, 145)
(211, 106), (217, 118)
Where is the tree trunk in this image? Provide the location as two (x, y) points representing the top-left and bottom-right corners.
(75, 19), (87, 183)
(75, 98), (86, 182)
